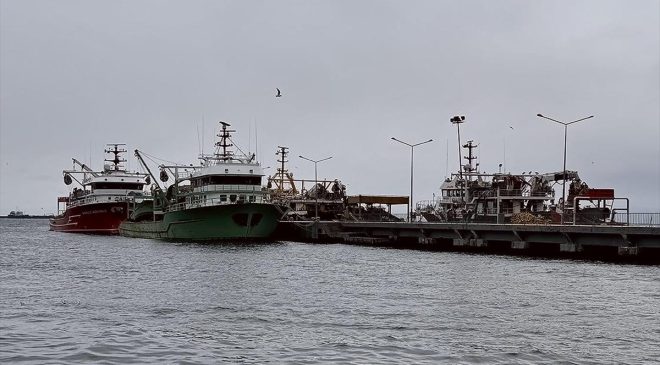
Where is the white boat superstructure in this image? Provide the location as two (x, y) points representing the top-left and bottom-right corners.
(59, 144), (150, 211)
(159, 122), (269, 212)
(51, 144), (151, 234)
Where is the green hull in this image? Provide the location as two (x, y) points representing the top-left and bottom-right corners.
(119, 203), (283, 241)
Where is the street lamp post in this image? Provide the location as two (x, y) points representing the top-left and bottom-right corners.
(536, 113), (594, 224)
(391, 137), (433, 222)
(450, 115), (466, 203)
(299, 155), (333, 220)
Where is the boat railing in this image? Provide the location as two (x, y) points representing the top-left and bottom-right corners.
(166, 195), (264, 213)
(478, 189), (551, 198)
(612, 212), (660, 227)
(484, 207), (519, 215)
(66, 192), (151, 208)
(195, 184), (267, 193)
(415, 200), (437, 211)
(177, 170), (194, 180)
(436, 190), (551, 201)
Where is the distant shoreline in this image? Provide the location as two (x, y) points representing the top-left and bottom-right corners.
(0, 216), (53, 219)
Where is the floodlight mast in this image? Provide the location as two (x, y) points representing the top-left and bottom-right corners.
(450, 116), (466, 204)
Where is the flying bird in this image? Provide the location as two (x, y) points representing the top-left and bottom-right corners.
(276, 88), (282, 97)
(509, 126), (514, 130)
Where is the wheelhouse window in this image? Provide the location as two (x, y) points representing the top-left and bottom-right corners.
(91, 182), (143, 191)
(191, 175), (261, 187)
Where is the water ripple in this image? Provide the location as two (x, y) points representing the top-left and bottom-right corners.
(1, 219), (659, 364)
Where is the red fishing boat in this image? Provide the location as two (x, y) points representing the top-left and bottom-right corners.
(50, 144), (151, 234)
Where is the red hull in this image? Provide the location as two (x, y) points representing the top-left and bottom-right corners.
(49, 202), (129, 234)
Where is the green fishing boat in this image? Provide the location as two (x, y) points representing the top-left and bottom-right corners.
(120, 122), (284, 241)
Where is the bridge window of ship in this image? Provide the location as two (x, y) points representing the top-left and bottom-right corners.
(220, 195), (227, 202)
(249, 195), (256, 203)
(91, 182), (144, 190)
(230, 194), (237, 202)
(191, 176), (261, 185)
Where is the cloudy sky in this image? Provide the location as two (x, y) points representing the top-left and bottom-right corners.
(1, 0), (658, 215)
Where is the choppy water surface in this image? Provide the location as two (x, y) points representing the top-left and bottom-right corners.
(1, 219), (659, 364)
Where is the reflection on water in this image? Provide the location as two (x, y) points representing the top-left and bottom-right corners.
(1, 219), (659, 364)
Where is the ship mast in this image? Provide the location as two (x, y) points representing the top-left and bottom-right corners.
(277, 146), (288, 191)
(104, 144), (127, 171)
(215, 122), (235, 162)
(463, 140), (478, 178)
(268, 146), (298, 197)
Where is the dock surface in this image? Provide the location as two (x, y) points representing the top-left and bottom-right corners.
(278, 221), (660, 262)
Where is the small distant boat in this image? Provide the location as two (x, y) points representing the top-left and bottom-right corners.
(119, 122), (285, 241)
(1, 211), (53, 219)
(7, 211), (27, 218)
(49, 144), (151, 234)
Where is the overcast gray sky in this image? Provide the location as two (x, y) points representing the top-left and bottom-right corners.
(1, 0), (659, 215)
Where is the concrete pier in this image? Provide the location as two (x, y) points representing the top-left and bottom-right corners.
(277, 221), (660, 263)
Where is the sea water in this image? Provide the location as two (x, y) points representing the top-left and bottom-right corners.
(1, 219), (658, 364)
